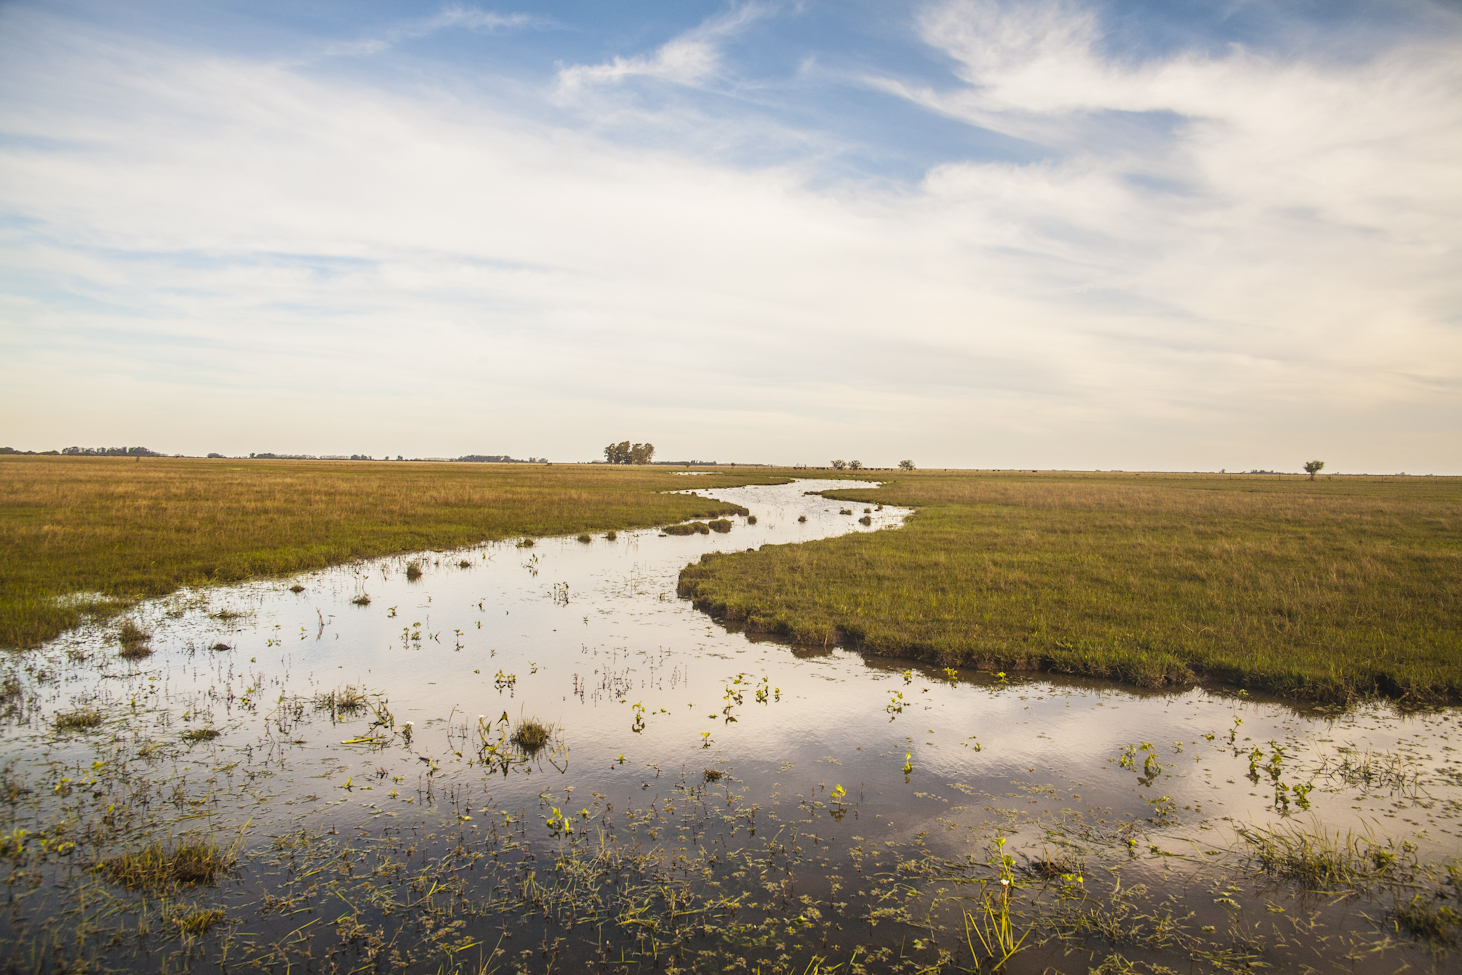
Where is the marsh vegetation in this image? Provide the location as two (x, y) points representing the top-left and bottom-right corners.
(0, 476), (1458, 974)
(679, 471), (1462, 702)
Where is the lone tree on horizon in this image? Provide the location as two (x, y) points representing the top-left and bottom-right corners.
(604, 441), (655, 465)
(898, 459), (915, 470)
(1304, 459), (1325, 480)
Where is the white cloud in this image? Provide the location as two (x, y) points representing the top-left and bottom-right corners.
(322, 6), (542, 58)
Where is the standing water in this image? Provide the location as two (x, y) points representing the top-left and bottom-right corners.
(3, 479), (1460, 974)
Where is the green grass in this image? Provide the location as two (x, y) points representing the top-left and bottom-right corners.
(0, 456), (772, 648)
(678, 471), (1462, 702)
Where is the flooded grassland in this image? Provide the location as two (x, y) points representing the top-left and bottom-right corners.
(1, 480), (1460, 974)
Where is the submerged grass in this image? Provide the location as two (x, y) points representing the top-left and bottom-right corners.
(0, 456), (778, 648)
(678, 470), (1462, 702)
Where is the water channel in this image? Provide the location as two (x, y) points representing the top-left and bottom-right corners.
(2, 479), (1459, 974)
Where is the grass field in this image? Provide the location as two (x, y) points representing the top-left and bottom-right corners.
(678, 471), (1462, 703)
(0, 456), (770, 649)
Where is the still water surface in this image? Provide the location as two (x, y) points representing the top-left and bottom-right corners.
(5, 479), (1461, 973)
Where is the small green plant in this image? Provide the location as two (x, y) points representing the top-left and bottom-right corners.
(664, 521), (711, 535)
(964, 838), (1030, 970)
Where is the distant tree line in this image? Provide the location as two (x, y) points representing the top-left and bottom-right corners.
(61, 446), (162, 457)
(604, 441), (655, 465)
(456, 455), (547, 464)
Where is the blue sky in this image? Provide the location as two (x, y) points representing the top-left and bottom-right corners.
(2, 0), (1459, 470)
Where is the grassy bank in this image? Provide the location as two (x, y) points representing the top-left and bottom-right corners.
(679, 471), (1462, 703)
(0, 456), (772, 648)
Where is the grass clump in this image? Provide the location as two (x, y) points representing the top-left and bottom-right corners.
(665, 522), (711, 536)
(117, 619), (152, 659)
(707, 519), (732, 534)
(180, 728), (220, 744)
(98, 838), (235, 889)
(174, 907), (227, 936)
(0, 456), (772, 649)
(577, 533), (592, 543)
(605, 530), (618, 541)
(510, 717), (552, 753)
(678, 470), (1462, 702)
(55, 709), (102, 732)
(703, 769), (723, 783)
(404, 561), (423, 581)
(288, 584), (304, 593)
(1240, 824), (1396, 889)
(314, 685), (368, 716)
(350, 593), (371, 606)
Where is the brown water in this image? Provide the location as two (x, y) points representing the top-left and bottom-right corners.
(3, 479), (1460, 974)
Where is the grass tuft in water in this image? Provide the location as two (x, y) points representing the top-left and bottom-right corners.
(180, 728), (220, 744)
(577, 533), (592, 543)
(404, 561), (423, 581)
(1240, 823), (1397, 889)
(350, 593), (371, 606)
(703, 769), (723, 782)
(314, 685), (368, 716)
(174, 907), (227, 936)
(55, 709), (102, 731)
(118, 619), (152, 659)
(510, 717), (552, 753)
(664, 522), (711, 536)
(708, 519), (732, 533)
(98, 838), (236, 889)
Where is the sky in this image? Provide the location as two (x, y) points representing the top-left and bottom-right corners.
(1, 0), (1459, 472)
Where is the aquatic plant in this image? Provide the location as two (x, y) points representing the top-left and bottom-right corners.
(405, 561), (423, 580)
(350, 593), (371, 606)
(708, 519), (732, 533)
(180, 728), (220, 744)
(577, 533), (592, 543)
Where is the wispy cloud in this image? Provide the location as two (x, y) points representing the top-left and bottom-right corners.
(323, 5), (546, 58)
(557, 3), (770, 91)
